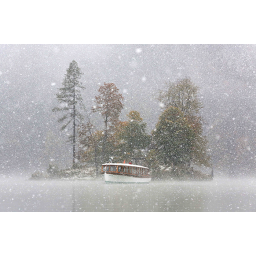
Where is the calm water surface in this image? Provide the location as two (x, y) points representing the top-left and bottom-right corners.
(1, 175), (256, 211)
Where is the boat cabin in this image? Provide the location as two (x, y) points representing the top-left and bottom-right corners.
(101, 163), (150, 178)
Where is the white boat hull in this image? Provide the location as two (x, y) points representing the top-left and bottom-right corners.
(104, 173), (151, 183)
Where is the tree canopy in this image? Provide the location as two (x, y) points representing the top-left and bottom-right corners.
(153, 106), (197, 166)
(154, 78), (210, 168)
(78, 121), (104, 173)
(92, 82), (124, 163)
(159, 78), (202, 116)
(114, 110), (151, 164)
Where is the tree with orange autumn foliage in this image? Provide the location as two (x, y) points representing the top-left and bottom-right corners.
(93, 82), (124, 162)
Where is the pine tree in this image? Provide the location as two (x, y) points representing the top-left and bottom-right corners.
(93, 82), (124, 162)
(52, 60), (84, 168)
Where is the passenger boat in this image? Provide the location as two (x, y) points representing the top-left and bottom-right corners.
(101, 163), (151, 183)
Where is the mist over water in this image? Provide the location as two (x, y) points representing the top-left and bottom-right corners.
(1, 174), (256, 212)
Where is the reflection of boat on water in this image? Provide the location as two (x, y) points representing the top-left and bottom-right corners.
(101, 163), (151, 183)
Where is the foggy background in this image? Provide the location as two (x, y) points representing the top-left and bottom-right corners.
(1, 44), (256, 175)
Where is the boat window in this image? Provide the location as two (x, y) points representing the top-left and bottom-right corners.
(110, 166), (116, 172)
(103, 166), (108, 172)
(118, 166), (123, 173)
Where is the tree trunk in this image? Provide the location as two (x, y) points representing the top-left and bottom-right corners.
(102, 114), (108, 162)
(73, 89), (76, 168)
(94, 142), (99, 176)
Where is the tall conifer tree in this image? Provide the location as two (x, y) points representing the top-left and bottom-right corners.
(53, 60), (84, 168)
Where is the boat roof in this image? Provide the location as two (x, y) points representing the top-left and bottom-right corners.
(102, 163), (149, 169)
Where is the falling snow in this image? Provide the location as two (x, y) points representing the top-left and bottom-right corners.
(1, 44), (256, 213)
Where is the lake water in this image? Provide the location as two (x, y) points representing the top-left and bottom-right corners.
(1, 175), (256, 211)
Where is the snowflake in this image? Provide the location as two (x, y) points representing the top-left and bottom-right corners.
(159, 102), (165, 108)
(135, 48), (142, 54)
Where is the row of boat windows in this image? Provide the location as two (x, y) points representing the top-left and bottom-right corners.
(103, 166), (149, 175)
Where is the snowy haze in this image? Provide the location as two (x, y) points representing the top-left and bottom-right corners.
(1, 44), (256, 175)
